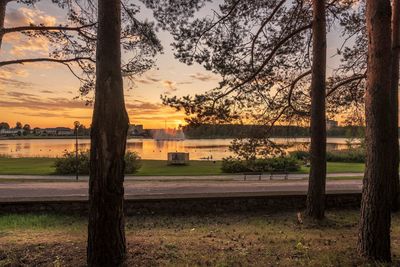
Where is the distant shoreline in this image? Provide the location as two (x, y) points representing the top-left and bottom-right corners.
(0, 136), (152, 140)
(0, 135), (358, 141)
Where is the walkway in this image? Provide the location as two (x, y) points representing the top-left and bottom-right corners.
(0, 172), (363, 182)
(0, 179), (362, 202)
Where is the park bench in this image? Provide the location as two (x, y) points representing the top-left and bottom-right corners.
(243, 172), (263, 180)
(243, 169), (289, 180)
(269, 169), (288, 180)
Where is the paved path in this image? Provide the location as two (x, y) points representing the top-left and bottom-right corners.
(0, 179), (363, 202)
(0, 172), (363, 182)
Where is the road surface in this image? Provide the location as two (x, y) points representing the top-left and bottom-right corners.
(0, 172), (363, 181)
(0, 179), (362, 202)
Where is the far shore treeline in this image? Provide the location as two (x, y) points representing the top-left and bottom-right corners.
(0, 121), (365, 139)
(181, 124), (365, 139)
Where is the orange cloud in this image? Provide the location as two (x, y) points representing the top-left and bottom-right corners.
(5, 7), (56, 27)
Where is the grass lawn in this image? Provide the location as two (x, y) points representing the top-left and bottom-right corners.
(0, 157), (365, 176)
(300, 162), (365, 174)
(1, 210), (400, 266)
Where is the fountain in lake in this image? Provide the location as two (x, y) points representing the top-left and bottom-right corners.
(152, 128), (185, 141)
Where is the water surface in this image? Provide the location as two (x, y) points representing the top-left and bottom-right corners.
(0, 137), (358, 160)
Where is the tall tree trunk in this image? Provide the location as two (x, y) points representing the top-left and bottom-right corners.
(87, 0), (129, 266)
(0, 0), (7, 49)
(390, 0), (400, 211)
(358, 0), (393, 261)
(305, 0), (327, 220)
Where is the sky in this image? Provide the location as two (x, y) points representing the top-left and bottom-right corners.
(0, 1), (348, 129)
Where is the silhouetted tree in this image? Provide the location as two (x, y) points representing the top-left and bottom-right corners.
(148, 0), (355, 219)
(87, 0), (128, 265)
(0, 122), (9, 130)
(305, 0), (327, 220)
(333, 0), (400, 212)
(22, 124), (31, 132)
(358, 0), (393, 261)
(86, 0), (163, 264)
(15, 122), (22, 129)
(390, 0), (400, 211)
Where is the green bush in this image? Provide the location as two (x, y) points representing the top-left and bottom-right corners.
(290, 149), (365, 163)
(221, 156), (300, 173)
(54, 150), (142, 175)
(124, 151), (142, 173)
(326, 149), (365, 163)
(290, 150), (310, 161)
(221, 157), (251, 173)
(54, 151), (90, 175)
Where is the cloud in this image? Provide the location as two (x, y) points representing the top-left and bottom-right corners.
(3, 7), (56, 56)
(0, 67), (29, 79)
(40, 90), (54, 94)
(0, 78), (33, 89)
(189, 72), (217, 82)
(10, 37), (49, 56)
(177, 81), (193, 85)
(7, 91), (36, 98)
(125, 101), (164, 114)
(162, 80), (177, 94)
(0, 95), (89, 111)
(13, 111), (91, 120)
(135, 75), (162, 84)
(5, 7), (56, 27)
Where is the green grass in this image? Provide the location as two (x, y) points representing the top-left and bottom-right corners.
(1, 210), (400, 266)
(300, 162), (365, 174)
(0, 213), (84, 232)
(0, 157), (56, 175)
(0, 157), (365, 176)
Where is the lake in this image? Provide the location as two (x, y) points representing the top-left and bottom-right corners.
(0, 137), (358, 160)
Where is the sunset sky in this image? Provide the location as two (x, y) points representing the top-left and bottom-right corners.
(0, 1), (346, 129)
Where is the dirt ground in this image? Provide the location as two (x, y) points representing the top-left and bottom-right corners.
(1, 210), (400, 266)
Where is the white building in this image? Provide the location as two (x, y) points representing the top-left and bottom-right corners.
(0, 128), (23, 136)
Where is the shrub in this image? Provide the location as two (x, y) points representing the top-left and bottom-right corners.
(290, 149), (365, 163)
(221, 157), (251, 173)
(221, 156), (300, 173)
(326, 149), (365, 163)
(54, 150), (90, 175)
(54, 150), (141, 175)
(124, 151), (142, 173)
(290, 150), (310, 161)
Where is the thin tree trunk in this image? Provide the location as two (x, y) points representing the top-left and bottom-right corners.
(358, 0), (393, 261)
(0, 0), (7, 49)
(305, 0), (327, 220)
(87, 0), (129, 266)
(391, 0), (400, 211)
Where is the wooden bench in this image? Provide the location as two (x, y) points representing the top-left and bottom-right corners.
(243, 172), (263, 181)
(269, 170), (288, 180)
(243, 170), (289, 181)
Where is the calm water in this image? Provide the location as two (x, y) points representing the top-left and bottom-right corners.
(0, 138), (357, 160)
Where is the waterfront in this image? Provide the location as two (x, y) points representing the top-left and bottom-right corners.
(0, 138), (359, 160)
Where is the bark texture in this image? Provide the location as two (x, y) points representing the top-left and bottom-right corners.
(391, 0), (400, 211)
(358, 0), (393, 261)
(87, 0), (129, 266)
(305, 0), (327, 220)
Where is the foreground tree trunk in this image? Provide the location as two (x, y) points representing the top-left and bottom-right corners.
(87, 0), (129, 266)
(305, 0), (327, 220)
(358, 0), (393, 261)
(391, 0), (400, 211)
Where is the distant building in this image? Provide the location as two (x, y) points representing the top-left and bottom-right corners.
(37, 127), (74, 136)
(129, 124), (144, 136)
(326, 120), (338, 130)
(0, 128), (23, 136)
